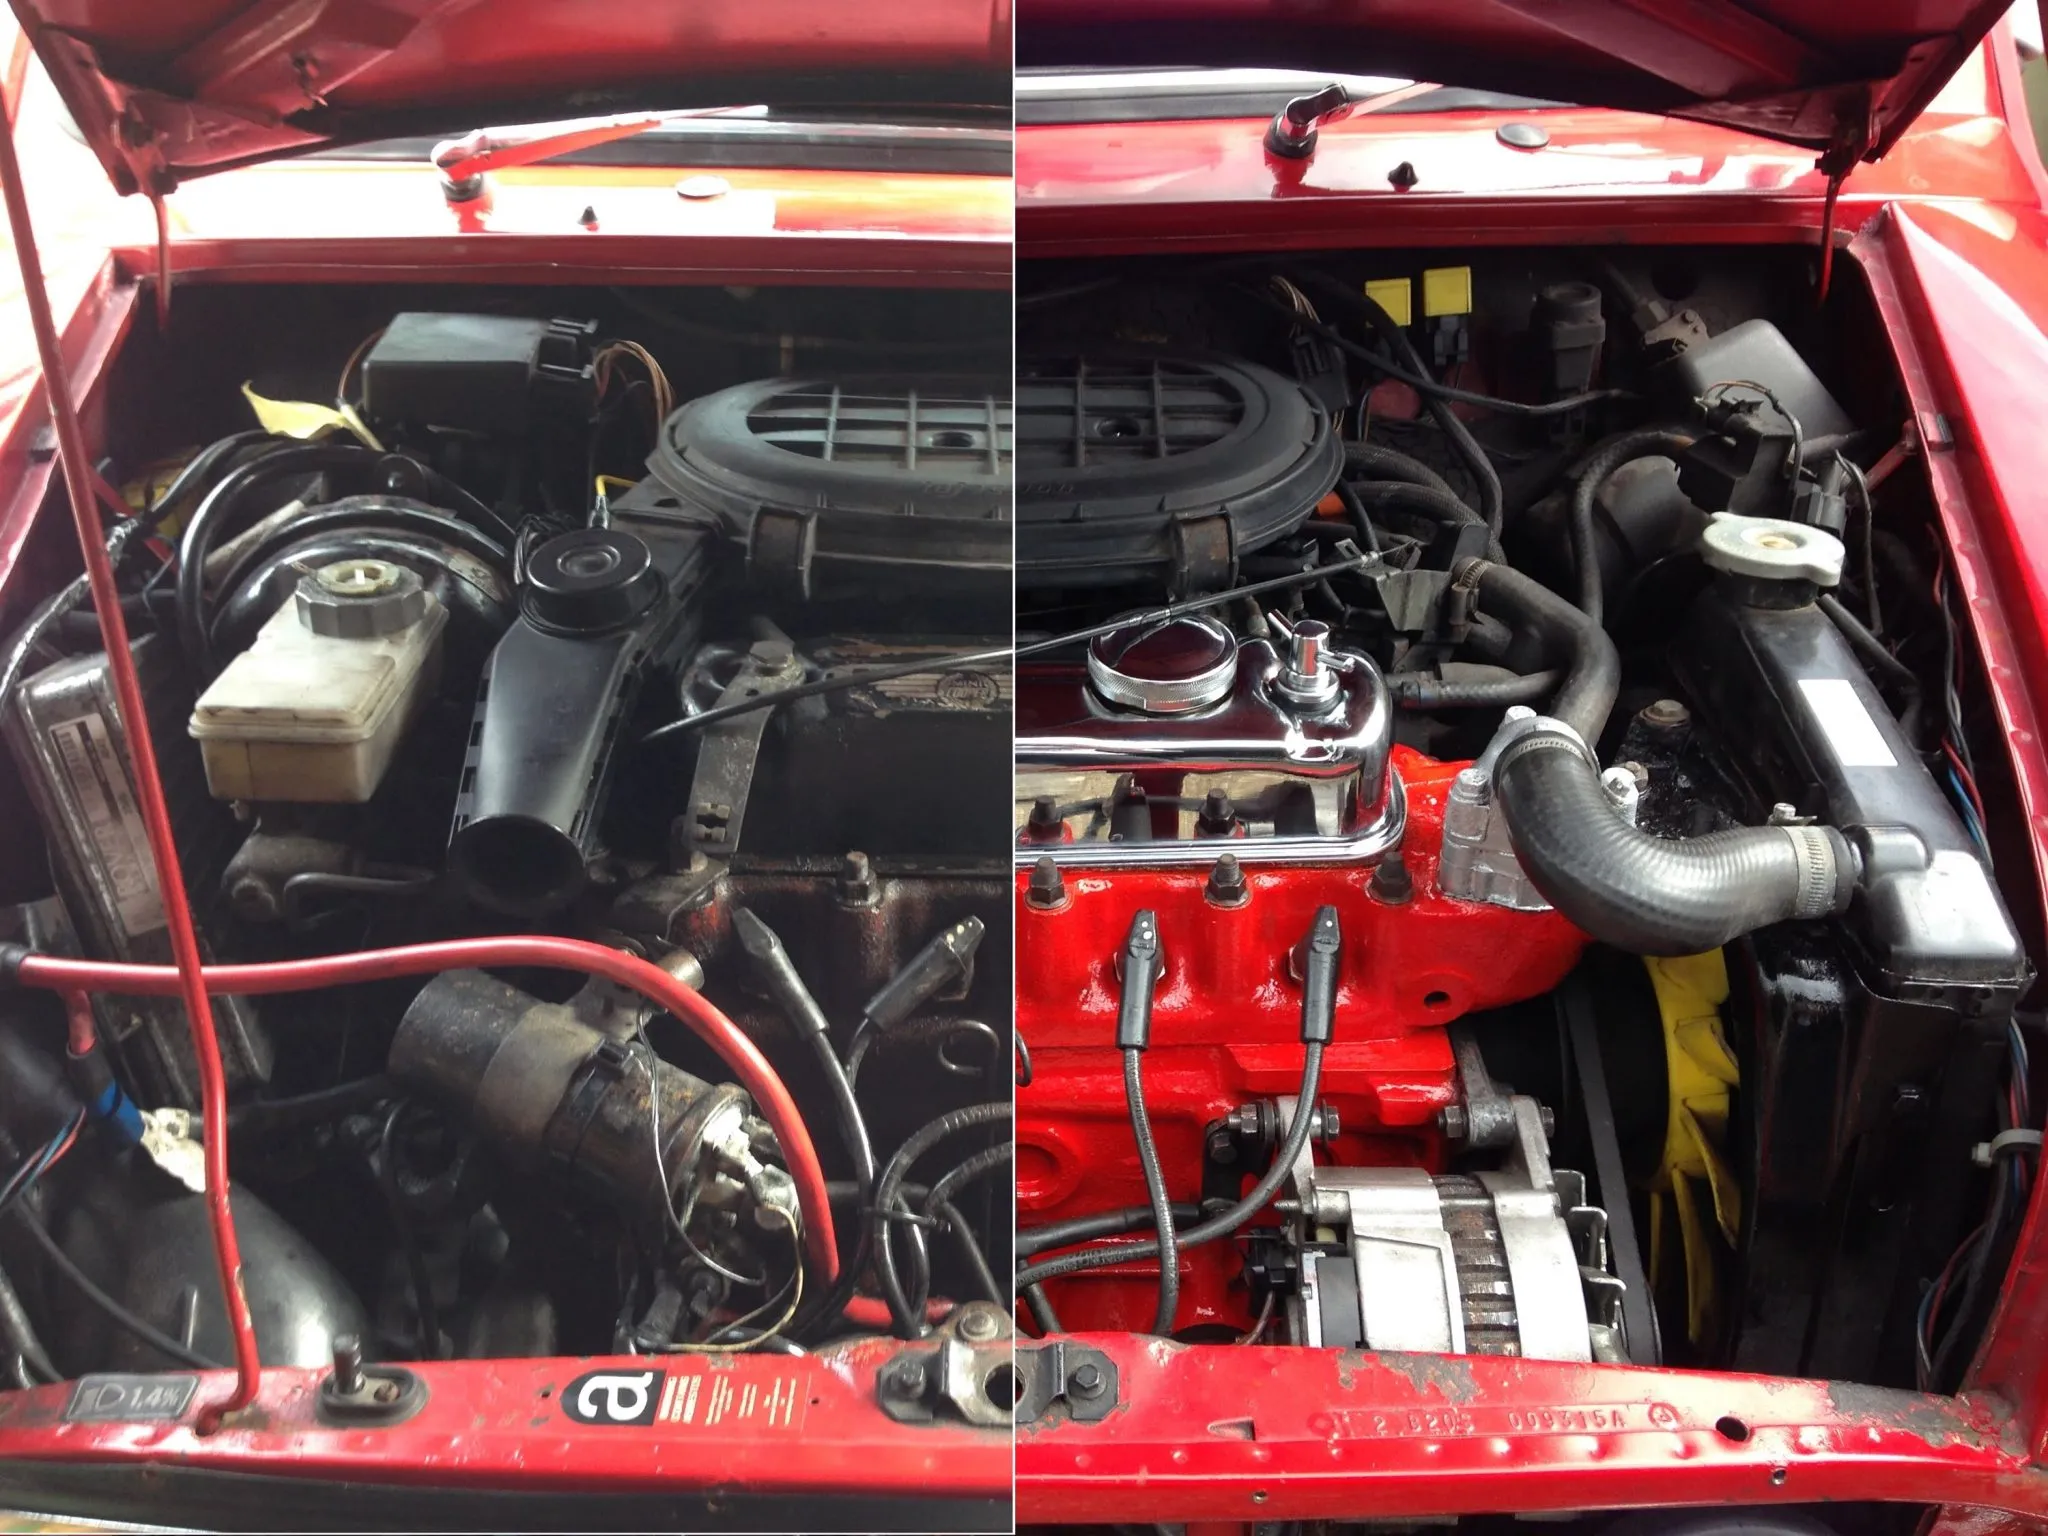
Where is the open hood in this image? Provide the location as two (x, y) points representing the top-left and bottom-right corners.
(1015, 0), (2011, 163)
(6, 0), (1012, 194)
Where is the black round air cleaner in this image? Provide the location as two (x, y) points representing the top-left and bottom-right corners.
(640, 376), (1010, 596)
(1017, 355), (1342, 594)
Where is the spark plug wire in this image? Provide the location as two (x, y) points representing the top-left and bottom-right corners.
(0, 96), (261, 1426)
(4, 940), (839, 1284)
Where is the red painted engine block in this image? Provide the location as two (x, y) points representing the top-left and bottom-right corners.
(1015, 747), (1587, 1335)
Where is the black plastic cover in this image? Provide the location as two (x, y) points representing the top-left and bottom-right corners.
(362, 314), (597, 435)
(637, 376), (1011, 597)
(1675, 584), (2029, 998)
(447, 526), (709, 917)
(1016, 354), (1341, 594)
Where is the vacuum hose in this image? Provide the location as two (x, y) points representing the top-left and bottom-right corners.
(1492, 732), (1857, 954)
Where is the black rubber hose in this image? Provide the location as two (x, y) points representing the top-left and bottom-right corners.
(1017, 1202), (1206, 1259)
(1123, 1048), (1179, 1336)
(1347, 291), (1504, 539)
(1348, 480), (1502, 561)
(1014, 1043), (1324, 1290)
(1819, 593), (1922, 736)
(139, 430), (278, 534)
(210, 497), (513, 622)
(1455, 559), (1621, 742)
(1566, 428), (1695, 625)
(1344, 442), (1460, 500)
(176, 444), (393, 672)
(872, 1101), (1011, 1340)
(1493, 734), (1856, 955)
(1389, 668), (1561, 710)
(1329, 480), (1382, 555)
(180, 455), (512, 675)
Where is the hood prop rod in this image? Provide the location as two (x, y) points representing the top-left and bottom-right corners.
(0, 96), (260, 1427)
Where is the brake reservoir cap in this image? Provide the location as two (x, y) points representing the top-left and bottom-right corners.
(296, 558), (428, 638)
(1087, 612), (1239, 715)
(1700, 513), (1844, 587)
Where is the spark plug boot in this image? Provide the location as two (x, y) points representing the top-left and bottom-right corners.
(1117, 910), (1163, 1051)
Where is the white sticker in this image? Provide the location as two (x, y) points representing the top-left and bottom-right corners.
(46, 712), (162, 936)
(1798, 678), (1898, 768)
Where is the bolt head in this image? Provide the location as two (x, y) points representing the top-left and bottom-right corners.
(1438, 1104), (1469, 1139)
(888, 1358), (928, 1396)
(957, 1306), (1001, 1342)
(1026, 854), (1068, 910)
(1069, 1362), (1104, 1397)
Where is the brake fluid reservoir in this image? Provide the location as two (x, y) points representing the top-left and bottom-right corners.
(189, 558), (446, 803)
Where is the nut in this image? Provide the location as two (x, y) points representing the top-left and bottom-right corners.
(956, 1305), (1002, 1343)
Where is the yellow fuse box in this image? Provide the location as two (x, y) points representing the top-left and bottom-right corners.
(1422, 266), (1473, 318)
(1364, 277), (1413, 328)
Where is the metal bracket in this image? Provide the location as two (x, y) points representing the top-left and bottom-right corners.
(1014, 1340), (1119, 1424)
(682, 639), (803, 859)
(875, 1302), (1013, 1429)
(1438, 708), (1590, 912)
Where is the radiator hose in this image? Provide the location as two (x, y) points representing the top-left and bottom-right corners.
(1492, 731), (1857, 954)
(1450, 556), (1858, 952)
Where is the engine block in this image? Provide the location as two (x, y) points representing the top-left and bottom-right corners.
(1015, 746), (1587, 1333)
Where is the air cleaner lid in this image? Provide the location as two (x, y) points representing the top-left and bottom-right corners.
(1017, 354), (1342, 595)
(639, 376), (1011, 597)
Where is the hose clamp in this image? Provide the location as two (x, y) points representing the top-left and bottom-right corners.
(1779, 823), (1846, 919)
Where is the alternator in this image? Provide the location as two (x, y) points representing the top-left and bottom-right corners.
(1285, 1095), (1625, 1362)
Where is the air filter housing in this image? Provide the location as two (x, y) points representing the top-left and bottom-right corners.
(634, 376), (1011, 597)
(1017, 354), (1342, 594)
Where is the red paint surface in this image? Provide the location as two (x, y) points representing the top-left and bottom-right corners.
(1016, 748), (1585, 1334)
(16, 0), (1010, 188)
(1017, 31), (2039, 256)
(0, 1348), (1007, 1497)
(1017, 1341), (2045, 1523)
(1014, 0), (2007, 158)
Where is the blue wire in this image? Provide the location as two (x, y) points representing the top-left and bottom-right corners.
(1948, 764), (1990, 853)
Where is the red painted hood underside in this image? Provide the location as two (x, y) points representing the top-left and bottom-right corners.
(3, 0), (1012, 194)
(1015, 0), (2009, 161)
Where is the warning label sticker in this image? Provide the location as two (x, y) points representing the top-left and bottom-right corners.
(558, 1366), (809, 1433)
(47, 712), (161, 937)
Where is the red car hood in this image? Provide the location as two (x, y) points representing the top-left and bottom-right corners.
(1016, 0), (2010, 163)
(4, 0), (1012, 194)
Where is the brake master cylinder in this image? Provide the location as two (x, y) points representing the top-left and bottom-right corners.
(189, 557), (447, 802)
